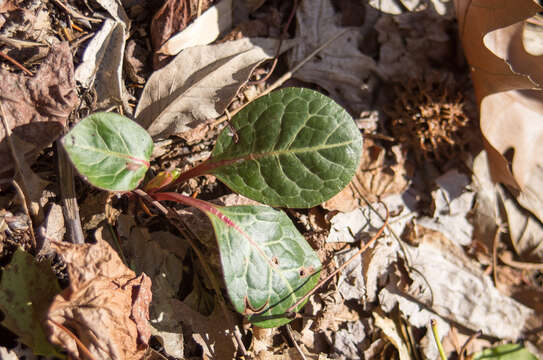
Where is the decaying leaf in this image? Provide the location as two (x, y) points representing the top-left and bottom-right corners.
(417, 169), (475, 246)
(156, 0), (233, 57)
(75, 19), (127, 110)
(0, 42), (77, 175)
(135, 37), (295, 139)
(0, 248), (63, 357)
(372, 311), (411, 360)
(455, 0), (543, 222)
(375, 227), (534, 341)
(375, 8), (455, 81)
(323, 139), (410, 213)
(289, 0), (377, 115)
(47, 240), (152, 360)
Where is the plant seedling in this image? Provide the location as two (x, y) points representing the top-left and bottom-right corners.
(61, 87), (363, 328)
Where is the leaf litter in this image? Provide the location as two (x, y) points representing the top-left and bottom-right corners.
(1, 0), (543, 359)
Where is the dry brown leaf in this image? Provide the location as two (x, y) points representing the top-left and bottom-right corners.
(135, 37), (294, 140)
(288, 0), (377, 115)
(323, 140), (409, 212)
(150, 0), (189, 68)
(47, 240), (152, 360)
(0, 42), (77, 175)
(455, 0), (543, 221)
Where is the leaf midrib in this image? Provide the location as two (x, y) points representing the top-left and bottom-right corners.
(213, 139), (355, 164)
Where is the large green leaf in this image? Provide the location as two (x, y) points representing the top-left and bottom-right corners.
(0, 248), (64, 357)
(473, 344), (537, 360)
(61, 112), (153, 191)
(209, 87), (363, 208)
(207, 205), (321, 328)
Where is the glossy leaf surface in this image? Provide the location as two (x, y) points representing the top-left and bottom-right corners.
(210, 87), (363, 208)
(207, 205), (321, 328)
(61, 112), (153, 191)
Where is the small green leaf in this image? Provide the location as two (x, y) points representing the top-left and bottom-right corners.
(61, 112), (153, 191)
(207, 205), (321, 328)
(473, 344), (537, 360)
(0, 248), (64, 358)
(210, 87), (363, 208)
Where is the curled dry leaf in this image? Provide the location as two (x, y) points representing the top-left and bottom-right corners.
(455, 0), (543, 221)
(135, 37), (294, 140)
(47, 240), (152, 360)
(75, 19), (127, 110)
(0, 42), (77, 175)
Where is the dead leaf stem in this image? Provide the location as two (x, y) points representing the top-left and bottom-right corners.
(285, 323), (308, 360)
(48, 319), (98, 360)
(458, 330), (482, 360)
(0, 51), (33, 76)
(213, 28), (349, 127)
(50, 0), (103, 24)
(57, 142), (85, 244)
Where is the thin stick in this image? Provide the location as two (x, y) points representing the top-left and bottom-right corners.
(458, 330), (482, 360)
(10, 180), (37, 250)
(48, 319), (98, 360)
(285, 203), (389, 314)
(57, 141), (85, 244)
(0, 102), (37, 250)
(212, 28), (349, 127)
(133, 189), (249, 357)
(431, 319), (447, 360)
(248, 0), (298, 86)
(0, 51), (33, 76)
(492, 225), (503, 287)
(286, 323), (307, 360)
(50, 0), (103, 23)
(0, 35), (47, 49)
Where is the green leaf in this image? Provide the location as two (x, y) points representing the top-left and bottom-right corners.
(473, 344), (538, 360)
(210, 87), (363, 208)
(61, 112), (153, 191)
(207, 205), (322, 328)
(0, 248), (64, 358)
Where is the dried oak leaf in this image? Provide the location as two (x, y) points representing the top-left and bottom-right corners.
(455, 0), (543, 221)
(0, 42), (77, 175)
(323, 139), (410, 212)
(47, 240), (152, 360)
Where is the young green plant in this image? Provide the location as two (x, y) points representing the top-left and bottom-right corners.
(61, 87), (363, 327)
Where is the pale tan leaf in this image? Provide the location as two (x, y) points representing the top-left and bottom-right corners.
(157, 0), (232, 57)
(134, 37), (294, 139)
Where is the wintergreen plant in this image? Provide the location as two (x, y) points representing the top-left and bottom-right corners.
(61, 87), (363, 327)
